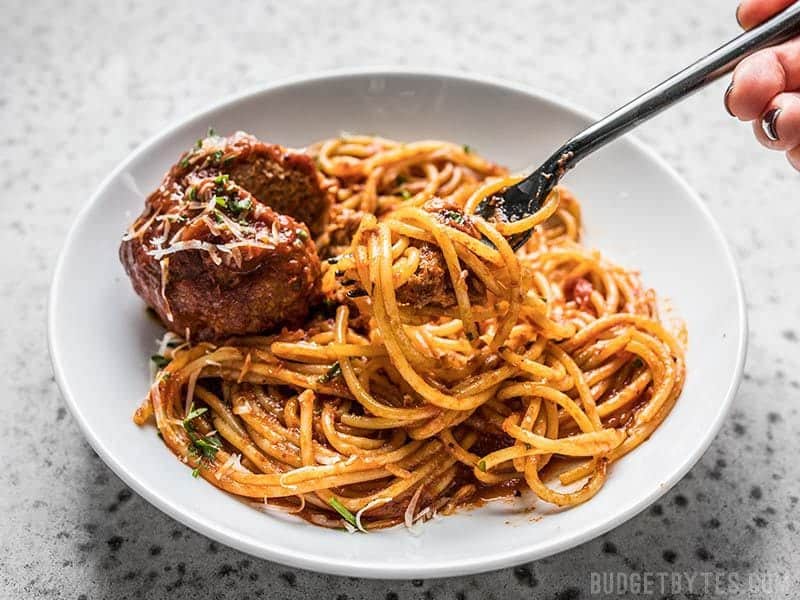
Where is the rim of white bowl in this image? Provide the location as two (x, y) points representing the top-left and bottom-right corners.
(48, 67), (748, 579)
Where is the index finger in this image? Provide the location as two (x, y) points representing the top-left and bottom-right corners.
(737, 0), (797, 29)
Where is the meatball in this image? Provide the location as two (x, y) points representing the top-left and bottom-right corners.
(220, 132), (329, 237)
(395, 199), (484, 308)
(120, 132), (324, 341)
(395, 244), (454, 308)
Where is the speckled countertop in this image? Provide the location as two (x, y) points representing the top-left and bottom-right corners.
(2, 1), (799, 598)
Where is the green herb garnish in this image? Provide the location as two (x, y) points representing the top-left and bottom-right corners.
(329, 497), (358, 529)
(187, 187), (197, 202)
(183, 402), (222, 467)
(462, 144), (472, 154)
(207, 127), (217, 137)
(231, 197), (252, 213)
(184, 403), (208, 425)
(214, 196), (228, 210)
(400, 190), (413, 201)
(477, 460), (487, 472)
(296, 228), (308, 241)
(192, 436), (222, 459)
(319, 362), (342, 383)
(192, 467), (201, 478)
(151, 354), (171, 368)
(444, 210), (464, 224)
(395, 174), (407, 186)
(211, 149), (224, 164)
(179, 156), (191, 169)
(214, 173), (229, 186)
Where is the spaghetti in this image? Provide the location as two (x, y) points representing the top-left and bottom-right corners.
(134, 135), (686, 530)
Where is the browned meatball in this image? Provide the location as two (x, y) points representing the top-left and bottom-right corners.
(395, 199), (484, 308)
(120, 133), (324, 341)
(220, 132), (329, 237)
(394, 244), (454, 308)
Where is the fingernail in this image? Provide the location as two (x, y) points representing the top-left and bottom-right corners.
(735, 4), (743, 27)
(762, 108), (781, 141)
(724, 82), (735, 117)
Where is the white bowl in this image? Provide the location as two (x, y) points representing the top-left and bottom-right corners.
(48, 69), (746, 578)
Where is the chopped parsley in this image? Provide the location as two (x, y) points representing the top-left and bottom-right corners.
(214, 195), (229, 210)
(319, 361), (342, 383)
(400, 189), (413, 201)
(328, 497), (358, 529)
(296, 228), (308, 241)
(192, 436), (222, 459)
(477, 460), (487, 472)
(179, 156), (191, 169)
(207, 127), (217, 138)
(462, 144), (472, 154)
(443, 210), (465, 224)
(187, 187), (197, 202)
(231, 197), (252, 214)
(150, 354), (171, 369)
(184, 404), (208, 424)
(211, 149), (224, 164)
(192, 467), (201, 478)
(183, 402), (222, 469)
(214, 173), (230, 187)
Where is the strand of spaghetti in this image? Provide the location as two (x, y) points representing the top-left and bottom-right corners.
(384, 218), (502, 265)
(298, 390), (316, 467)
(492, 188), (561, 236)
(559, 313), (684, 357)
(333, 305), (439, 421)
(525, 456), (608, 507)
(270, 341), (387, 361)
(368, 232), (438, 372)
(370, 273), (489, 411)
(503, 415), (625, 456)
(497, 383), (595, 433)
(212, 416), (285, 475)
(547, 343), (602, 430)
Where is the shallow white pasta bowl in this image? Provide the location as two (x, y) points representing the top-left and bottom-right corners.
(48, 69), (747, 578)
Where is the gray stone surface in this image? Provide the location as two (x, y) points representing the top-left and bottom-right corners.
(1, 0), (798, 598)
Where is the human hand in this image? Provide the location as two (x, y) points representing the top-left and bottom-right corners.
(725, 0), (800, 169)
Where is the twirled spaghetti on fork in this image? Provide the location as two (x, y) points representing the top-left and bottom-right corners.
(131, 134), (685, 531)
